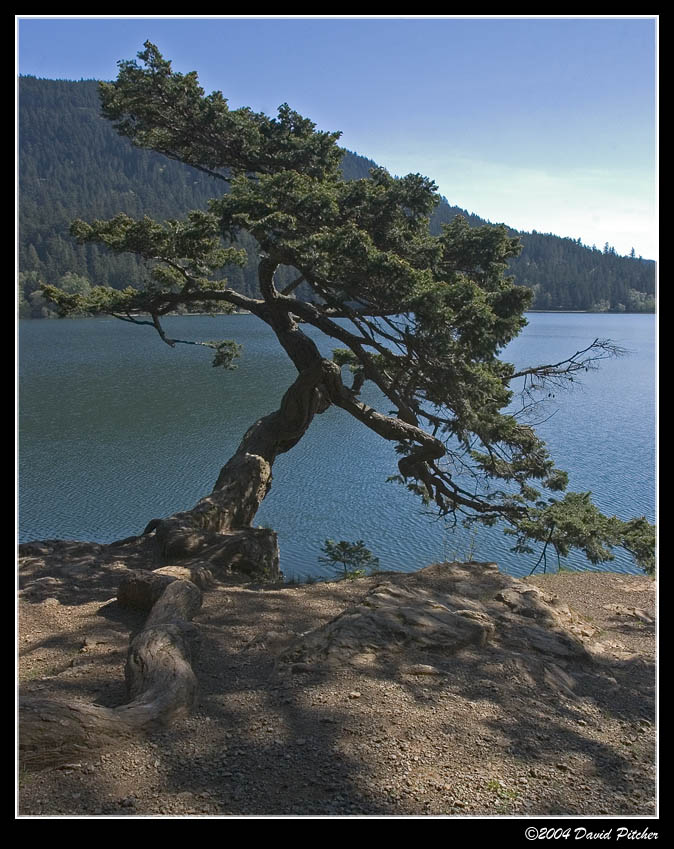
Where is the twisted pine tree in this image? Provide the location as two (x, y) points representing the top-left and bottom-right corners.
(44, 43), (655, 578)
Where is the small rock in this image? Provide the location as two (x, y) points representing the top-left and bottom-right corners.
(348, 691), (362, 699)
(407, 664), (442, 676)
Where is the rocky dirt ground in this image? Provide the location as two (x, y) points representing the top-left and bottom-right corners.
(17, 542), (657, 818)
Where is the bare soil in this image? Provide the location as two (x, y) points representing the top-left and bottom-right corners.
(17, 549), (656, 818)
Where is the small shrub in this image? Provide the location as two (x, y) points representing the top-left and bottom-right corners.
(318, 539), (380, 580)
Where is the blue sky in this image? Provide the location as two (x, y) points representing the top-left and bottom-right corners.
(17, 16), (658, 258)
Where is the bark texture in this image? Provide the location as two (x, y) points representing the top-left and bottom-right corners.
(19, 572), (202, 769)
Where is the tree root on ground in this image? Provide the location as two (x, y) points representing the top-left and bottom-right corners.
(19, 571), (202, 770)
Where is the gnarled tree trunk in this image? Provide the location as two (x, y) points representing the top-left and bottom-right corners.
(122, 258), (450, 580)
(140, 356), (329, 579)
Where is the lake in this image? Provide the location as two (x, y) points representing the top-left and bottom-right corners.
(18, 312), (656, 579)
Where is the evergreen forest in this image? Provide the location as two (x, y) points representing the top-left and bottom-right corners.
(18, 76), (656, 318)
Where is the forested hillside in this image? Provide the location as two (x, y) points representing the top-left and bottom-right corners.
(18, 76), (655, 317)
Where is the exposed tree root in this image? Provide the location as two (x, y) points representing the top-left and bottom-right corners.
(19, 572), (202, 770)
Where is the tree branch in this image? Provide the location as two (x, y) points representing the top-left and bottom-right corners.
(508, 338), (626, 383)
(279, 273), (306, 296)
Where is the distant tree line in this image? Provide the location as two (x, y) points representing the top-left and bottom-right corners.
(508, 232), (655, 313)
(18, 76), (655, 318)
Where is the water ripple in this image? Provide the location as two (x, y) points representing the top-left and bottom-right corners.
(19, 313), (655, 577)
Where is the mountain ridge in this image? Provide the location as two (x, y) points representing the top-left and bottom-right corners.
(18, 76), (655, 317)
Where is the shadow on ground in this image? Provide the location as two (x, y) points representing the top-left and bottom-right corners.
(18, 551), (656, 817)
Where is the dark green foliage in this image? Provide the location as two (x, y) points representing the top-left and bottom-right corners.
(209, 339), (242, 370)
(99, 43), (343, 182)
(505, 493), (656, 576)
(36, 43), (656, 576)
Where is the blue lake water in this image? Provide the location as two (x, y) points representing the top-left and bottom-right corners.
(18, 312), (656, 579)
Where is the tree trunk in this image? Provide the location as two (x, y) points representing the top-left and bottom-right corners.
(122, 255), (446, 580)
(140, 357), (329, 579)
(19, 572), (202, 770)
